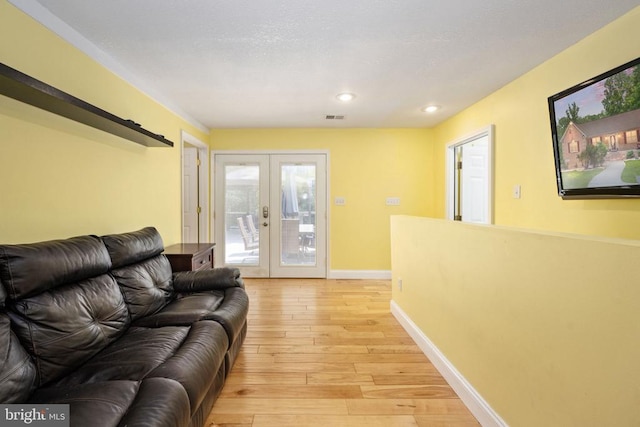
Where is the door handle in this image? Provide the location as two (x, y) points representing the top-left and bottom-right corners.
(263, 206), (269, 218)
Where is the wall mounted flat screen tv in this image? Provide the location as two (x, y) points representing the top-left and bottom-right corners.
(548, 56), (640, 199)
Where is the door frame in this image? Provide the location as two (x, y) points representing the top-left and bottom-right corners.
(445, 125), (494, 224)
(211, 149), (330, 278)
(181, 130), (209, 243)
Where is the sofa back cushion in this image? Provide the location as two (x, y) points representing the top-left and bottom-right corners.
(101, 227), (165, 269)
(102, 228), (174, 321)
(0, 312), (38, 403)
(110, 256), (174, 320)
(0, 235), (130, 386)
(0, 281), (6, 309)
(1, 277), (38, 403)
(0, 235), (111, 300)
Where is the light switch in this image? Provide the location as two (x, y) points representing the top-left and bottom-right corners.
(335, 197), (346, 206)
(513, 185), (521, 199)
(386, 197), (400, 206)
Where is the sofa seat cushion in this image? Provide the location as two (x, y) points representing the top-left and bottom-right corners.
(54, 321), (228, 415)
(54, 326), (190, 385)
(205, 287), (250, 346)
(133, 288), (249, 347)
(30, 378), (190, 427)
(133, 291), (225, 327)
(147, 320), (228, 415)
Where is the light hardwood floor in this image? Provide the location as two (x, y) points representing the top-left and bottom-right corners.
(206, 278), (479, 427)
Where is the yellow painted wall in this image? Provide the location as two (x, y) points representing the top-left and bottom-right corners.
(433, 6), (640, 240)
(0, 1), (208, 244)
(391, 216), (640, 426)
(211, 128), (434, 270)
(395, 9), (640, 425)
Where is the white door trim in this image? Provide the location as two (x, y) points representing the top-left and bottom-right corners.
(181, 130), (209, 243)
(445, 125), (494, 224)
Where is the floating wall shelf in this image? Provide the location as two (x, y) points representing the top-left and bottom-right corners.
(0, 62), (174, 148)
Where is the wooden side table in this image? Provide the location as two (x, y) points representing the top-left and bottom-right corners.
(163, 243), (215, 272)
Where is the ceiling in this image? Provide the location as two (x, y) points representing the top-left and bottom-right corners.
(10, 0), (639, 130)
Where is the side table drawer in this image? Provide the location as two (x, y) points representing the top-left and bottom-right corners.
(192, 248), (213, 271)
(163, 243), (216, 272)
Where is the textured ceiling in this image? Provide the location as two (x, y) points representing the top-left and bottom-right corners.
(10, 0), (640, 129)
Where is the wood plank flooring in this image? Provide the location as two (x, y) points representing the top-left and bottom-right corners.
(206, 278), (479, 427)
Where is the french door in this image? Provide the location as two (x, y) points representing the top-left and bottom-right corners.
(213, 153), (327, 278)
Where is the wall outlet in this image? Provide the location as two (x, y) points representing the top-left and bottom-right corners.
(335, 197), (346, 205)
(386, 197), (401, 206)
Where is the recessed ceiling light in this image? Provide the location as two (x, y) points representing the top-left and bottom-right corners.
(422, 105), (440, 113)
(337, 93), (356, 102)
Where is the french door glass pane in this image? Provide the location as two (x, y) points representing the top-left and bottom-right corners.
(225, 164), (260, 265)
(280, 164), (316, 266)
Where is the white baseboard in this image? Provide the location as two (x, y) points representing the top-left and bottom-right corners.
(328, 270), (392, 280)
(390, 300), (508, 427)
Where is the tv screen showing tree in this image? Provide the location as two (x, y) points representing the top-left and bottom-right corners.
(548, 56), (640, 199)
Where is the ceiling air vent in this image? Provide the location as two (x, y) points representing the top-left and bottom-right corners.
(325, 115), (345, 120)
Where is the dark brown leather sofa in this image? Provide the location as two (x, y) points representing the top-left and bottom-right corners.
(0, 227), (248, 427)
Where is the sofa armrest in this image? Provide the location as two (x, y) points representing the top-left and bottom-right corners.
(172, 267), (244, 293)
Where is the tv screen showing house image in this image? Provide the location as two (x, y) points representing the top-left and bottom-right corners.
(548, 56), (640, 199)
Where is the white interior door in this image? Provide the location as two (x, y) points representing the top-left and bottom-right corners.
(460, 136), (489, 223)
(214, 153), (327, 278)
(446, 125), (494, 224)
(182, 145), (199, 243)
(181, 132), (209, 244)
